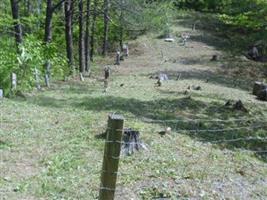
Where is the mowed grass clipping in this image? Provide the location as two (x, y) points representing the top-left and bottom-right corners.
(1, 32), (267, 199)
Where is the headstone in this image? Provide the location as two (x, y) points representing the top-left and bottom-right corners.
(11, 73), (17, 90)
(104, 66), (110, 79)
(45, 74), (50, 88)
(159, 73), (169, 81)
(115, 51), (120, 65)
(0, 89), (3, 98)
(181, 33), (190, 46)
(34, 68), (41, 90)
(79, 73), (85, 82)
(104, 80), (108, 93)
(123, 44), (129, 57)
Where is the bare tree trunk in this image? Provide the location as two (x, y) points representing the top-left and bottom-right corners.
(44, 0), (53, 81)
(102, 0), (109, 56)
(64, 0), (74, 74)
(44, 0), (53, 44)
(10, 0), (23, 48)
(119, 2), (124, 52)
(90, 0), (97, 62)
(78, 0), (85, 74)
(85, 0), (91, 73)
(37, 0), (42, 15)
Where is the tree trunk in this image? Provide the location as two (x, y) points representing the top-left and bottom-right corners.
(37, 0), (42, 15)
(78, 0), (85, 74)
(119, 1), (124, 52)
(90, 0), (97, 62)
(102, 0), (109, 56)
(85, 0), (91, 73)
(64, 0), (74, 74)
(44, 0), (53, 44)
(10, 0), (23, 48)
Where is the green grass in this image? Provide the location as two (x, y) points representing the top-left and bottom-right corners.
(1, 26), (267, 199)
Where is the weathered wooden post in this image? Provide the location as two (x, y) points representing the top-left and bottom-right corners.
(115, 50), (120, 65)
(99, 114), (124, 200)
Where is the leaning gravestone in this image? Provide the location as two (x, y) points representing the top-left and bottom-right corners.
(0, 89), (3, 98)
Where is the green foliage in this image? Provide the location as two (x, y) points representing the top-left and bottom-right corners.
(0, 34), (67, 95)
(0, 38), (18, 95)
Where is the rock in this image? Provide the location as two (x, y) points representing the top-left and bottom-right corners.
(233, 100), (248, 112)
(210, 55), (218, 61)
(192, 85), (202, 90)
(258, 88), (267, 101)
(253, 81), (267, 96)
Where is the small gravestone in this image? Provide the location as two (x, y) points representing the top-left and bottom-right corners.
(115, 50), (120, 65)
(45, 74), (50, 88)
(79, 73), (84, 82)
(159, 73), (169, 81)
(123, 44), (129, 57)
(34, 68), (41, 90)
(181, 32), (190, 46)
(11, 73), (17, 90)
(0, 89), (3, 98)
(121, 128), (147, 156)
(104, 66), (110, 79)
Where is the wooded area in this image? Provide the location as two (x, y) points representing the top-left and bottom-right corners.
(0, 0), (266, 95)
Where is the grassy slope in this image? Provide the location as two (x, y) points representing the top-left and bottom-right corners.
(1, 22), (267, 199)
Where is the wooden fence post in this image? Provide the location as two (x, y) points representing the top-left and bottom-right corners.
(99, 114), (124, 200)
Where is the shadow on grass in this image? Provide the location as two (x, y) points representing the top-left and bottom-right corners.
(149, 69), (254, 91)
(24, 93), (267, 161)
(175, 12), (249, 54)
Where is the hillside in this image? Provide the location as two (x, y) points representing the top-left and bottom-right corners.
(1, 19), (267, 200)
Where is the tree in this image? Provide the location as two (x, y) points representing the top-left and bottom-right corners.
(10, 0), (23, 48)
(78, 0), (85, 74)
(64, 0), (74, 74)
(102, 0), (110, 56)
(85, 0), (91, 73)
(90, 0), (97, 61)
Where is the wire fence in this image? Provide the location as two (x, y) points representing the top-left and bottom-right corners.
(97, 115), (267, 198)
